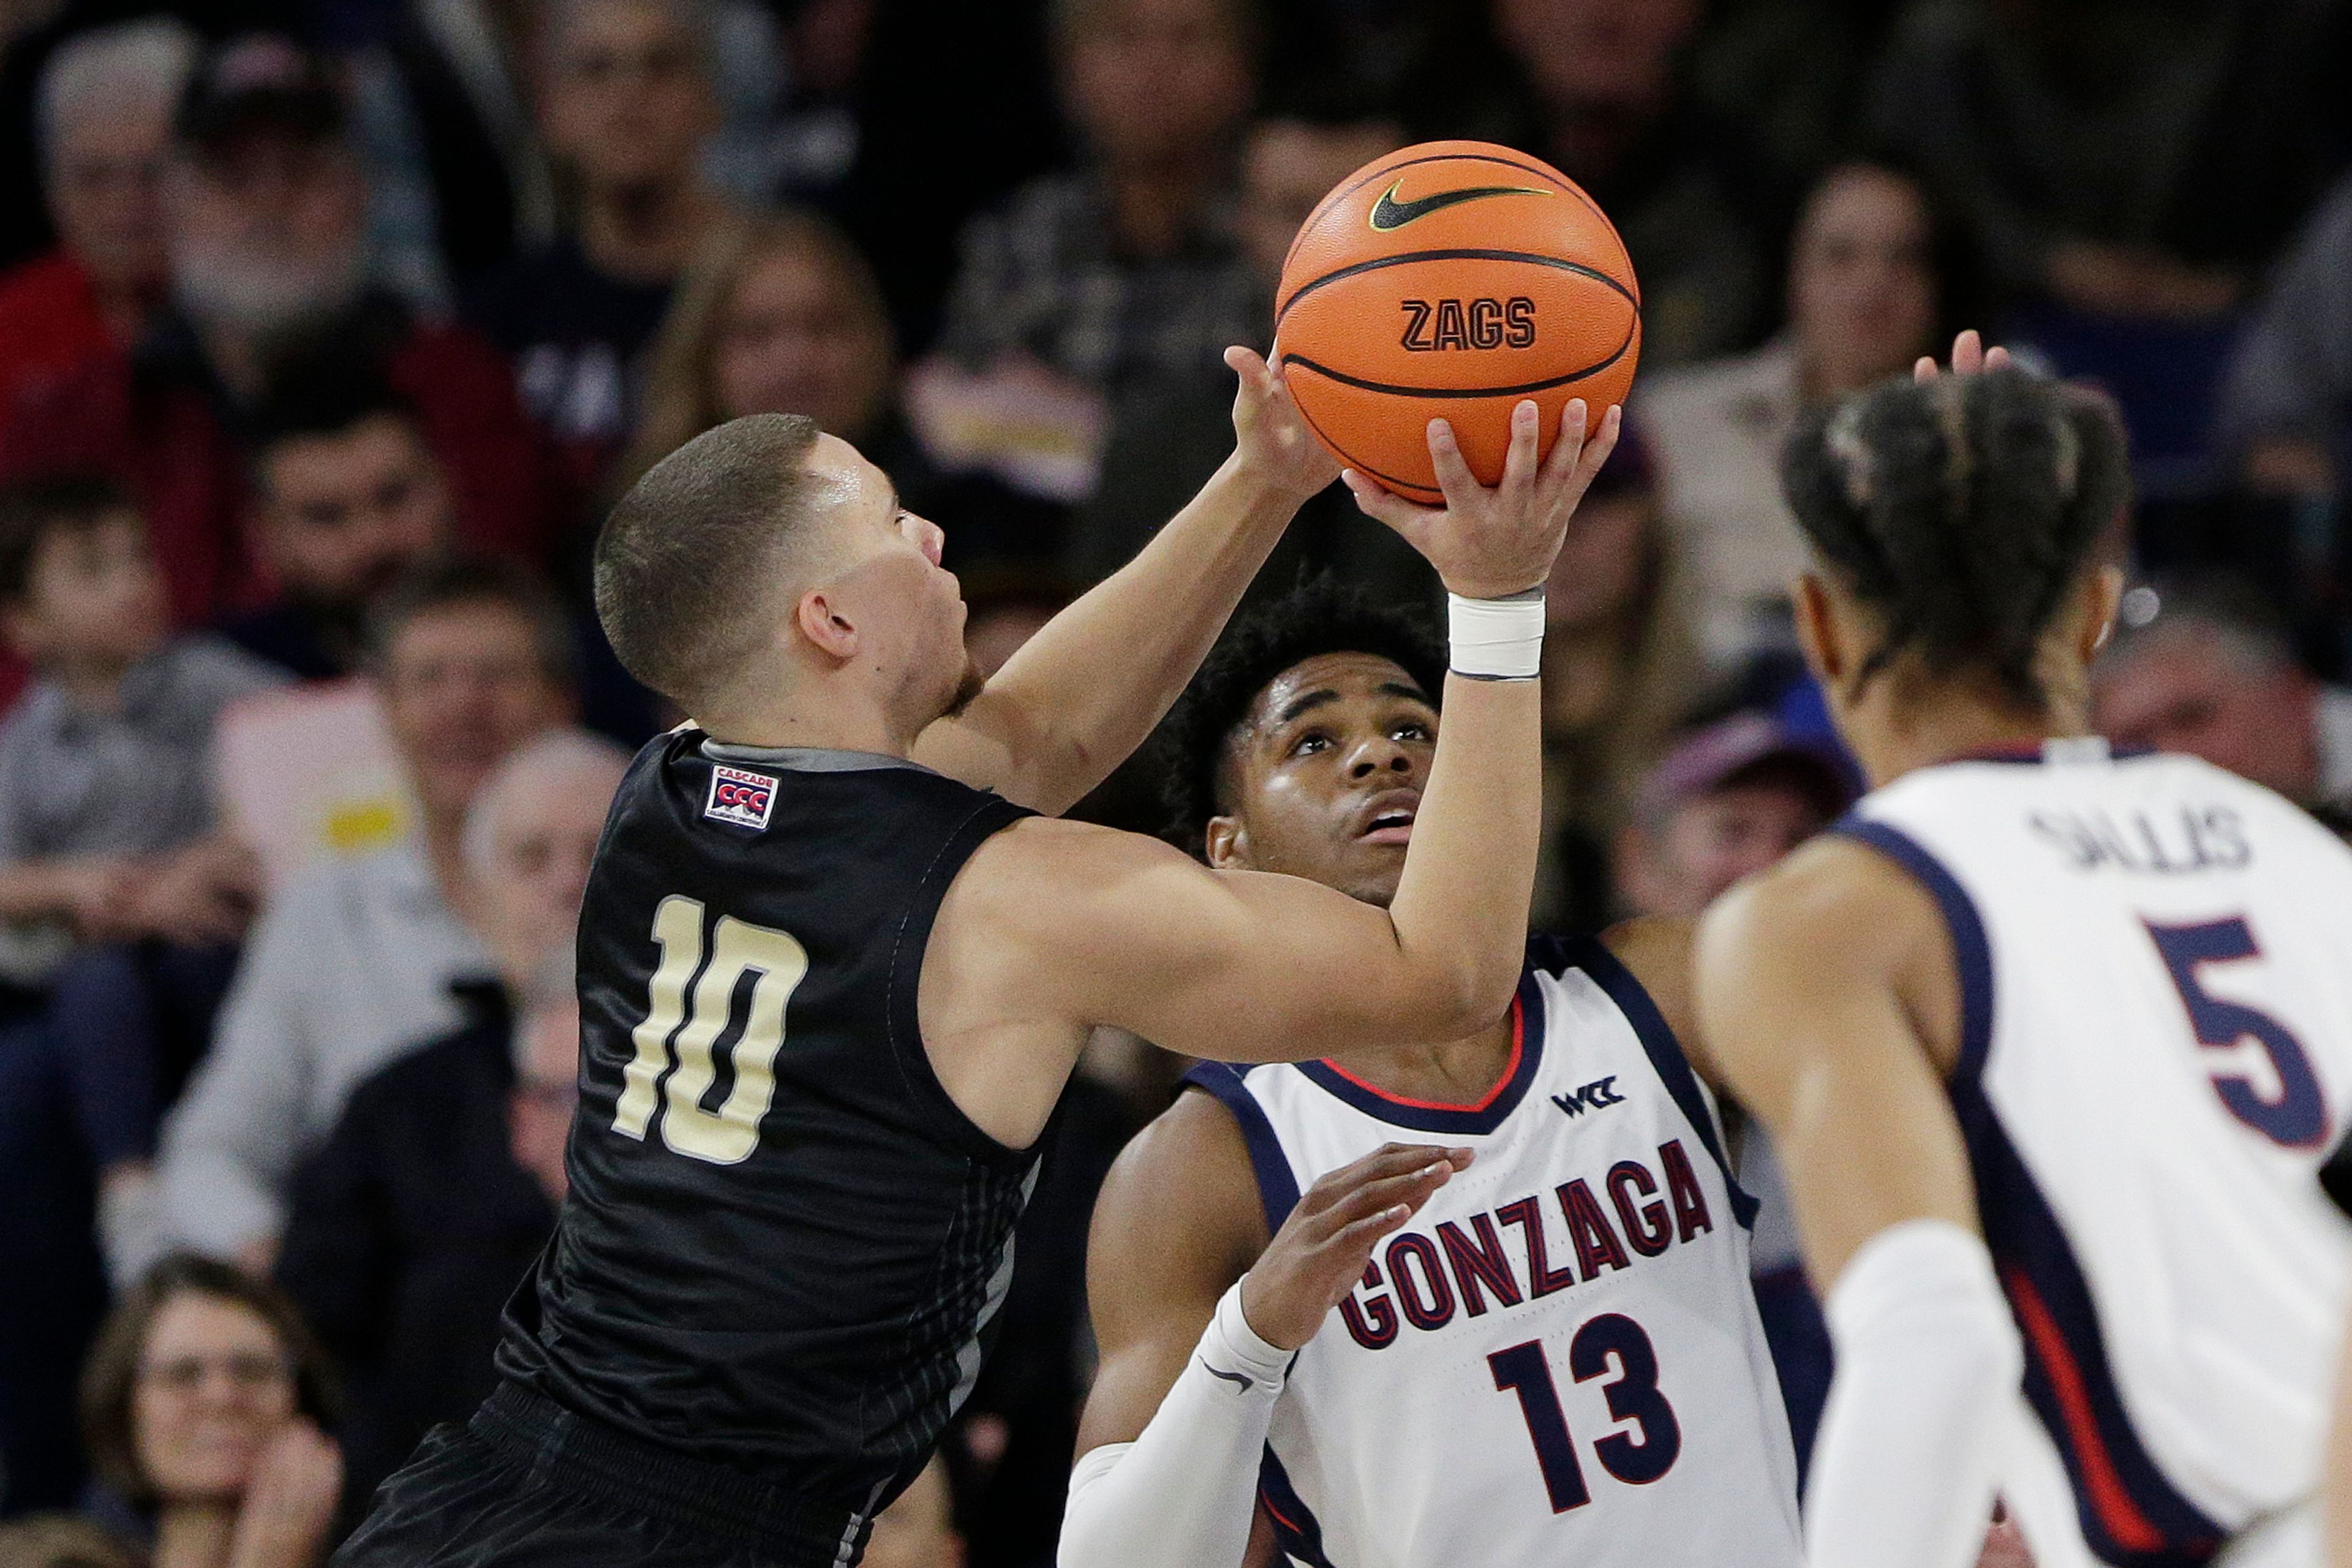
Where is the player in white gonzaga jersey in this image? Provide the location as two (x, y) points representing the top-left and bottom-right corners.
(1698, 340), (2352, 1568)
(1056, 578), (1803, 1568)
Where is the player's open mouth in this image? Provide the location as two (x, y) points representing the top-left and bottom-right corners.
(1355, 790), (1420, 845)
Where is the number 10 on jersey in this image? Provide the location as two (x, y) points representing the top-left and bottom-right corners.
(613, 894), (810, 1164)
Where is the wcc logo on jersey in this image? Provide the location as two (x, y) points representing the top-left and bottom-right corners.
(704, 764), (778, 830)
(1551, 1076), (1624, 1118)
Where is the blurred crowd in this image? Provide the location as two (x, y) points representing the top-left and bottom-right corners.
(0, 0), (2350, 1563)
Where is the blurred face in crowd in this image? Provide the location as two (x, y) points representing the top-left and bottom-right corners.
(2094, 628), (2323, 801)
(1060, 0), (1253, 172)
(381, 602), (573, 825)
(467, 741), (626, 981)
(255, 415), (451, 612)
(46, 97), (174, 298)
(713, 242), (893, 439)
(1789, 165), (1938, 399)
(861, 1458), (964, 1568)
(1238, 117), (1401, 282)
(1618, 770), (1829, 920)
(165, 129), (365, 336)
(540, 0), (715, 197)
(1492, 0), (1698, 117)
(1205, 652), (1438, 908)
(508, 994), (582, 1204)
(4, 509), (170, 673)
(133, 1291), (298, 1503)
(1543, 485), (1656, 634)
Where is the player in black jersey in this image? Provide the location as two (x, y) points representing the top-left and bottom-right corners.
(336, 352), (1621, 1567)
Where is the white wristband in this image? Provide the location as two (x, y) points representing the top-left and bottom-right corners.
(1449, 589), (1546, 680)
(1204, 1280), (1294, 1390)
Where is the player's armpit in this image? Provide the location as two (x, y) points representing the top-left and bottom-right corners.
(1076, 1091), (1269, 1456)
(1600, 915), (1711, 1083)
(1692, 835), (1979, 1289)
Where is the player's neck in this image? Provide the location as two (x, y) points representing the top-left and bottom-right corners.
(1844, 679), (2090, 788)
(695, 678), (917, 758)
(1324, 1007), (1517, 1104)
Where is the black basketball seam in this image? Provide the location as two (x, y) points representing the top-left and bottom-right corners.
(1278, 150), (1618, 311)
(1277, 314), (1638, 400)
(1287, 391), (1439, 499)
(1275, 247), (1638, 331)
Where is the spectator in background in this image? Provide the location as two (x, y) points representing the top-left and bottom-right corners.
(1865, 0), (2333, 322)
(1613, 709), (1854, 1472)
(624, 209), (897, 486)
(932, 0), (1259, 397)
(222, 376), (451, 683)
(277, 729), (625, 1515)
(1072, 106), (1426, 610)
(1474, 0), (1768, 366)
(462, 0), (739, 511)
(2212, 169), (2352, 499)
(158, 557), (573, 1267)
(78, 1255), (341, 1568)
(1531, 430), (1703, 931)
(0, 478), (281, 976)
(0, 20), (193, 420)
(2093, 578), (2352, 812)
(1640, 159), (1956, 669)
(1613, 709), (1853, 920)
(0, 36), (551, 631)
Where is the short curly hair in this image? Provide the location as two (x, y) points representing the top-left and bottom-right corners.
(1158, 577), (1445, 855)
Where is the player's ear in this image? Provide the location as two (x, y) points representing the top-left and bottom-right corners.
(1790, 572), (1841, 687)
(1203, 814), (1248, 870)
(796, 587), (858, 661)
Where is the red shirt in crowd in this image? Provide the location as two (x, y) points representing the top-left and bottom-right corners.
(0, 294), (557, 630)
(0, 251), (116, 418)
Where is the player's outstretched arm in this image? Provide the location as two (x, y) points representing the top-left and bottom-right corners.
(910, 349), (1335, 815)
(2329, 1310), (2352, 1568)
(1061, 1092), (1464, 1568)
(1696, 837), (2020, 1568)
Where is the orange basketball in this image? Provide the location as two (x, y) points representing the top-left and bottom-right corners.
(1274, 140), (1642, 504)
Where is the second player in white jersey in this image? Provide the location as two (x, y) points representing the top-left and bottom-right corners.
(1842, 744), (2352, 1566)
(1057, 582), (1805, 1568)
(1191, 935), (1800, 1567)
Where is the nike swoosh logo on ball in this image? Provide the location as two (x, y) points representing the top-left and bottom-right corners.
(1368, 180), (1547, 230)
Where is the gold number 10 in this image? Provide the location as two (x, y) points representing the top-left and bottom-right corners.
(612, 894), (810, 1164)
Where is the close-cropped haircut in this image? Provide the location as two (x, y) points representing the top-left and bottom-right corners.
(0, 474), (138, 605)
(79, 1253), (340, 1506)
(1158, 577), (1445, 855)
(366, 554), (579, 688)
(1780, 366), (2129, 709)
(594, 413), (823, 705)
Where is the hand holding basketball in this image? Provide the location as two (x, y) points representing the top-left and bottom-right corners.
(1226, 345), (1342, 503)
(1344, 396), (1621, 601)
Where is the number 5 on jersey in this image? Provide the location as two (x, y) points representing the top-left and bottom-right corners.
(613, 894), (810, 1164)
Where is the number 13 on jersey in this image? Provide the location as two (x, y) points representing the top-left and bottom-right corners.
(614, 894), (810, 1164)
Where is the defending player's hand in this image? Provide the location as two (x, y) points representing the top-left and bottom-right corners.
(1913, 328), (2012, 383)
(1240, 1142), (1474, 1352)
(1227, 345), (1343, 503)
(1341, 396), (1622, 600)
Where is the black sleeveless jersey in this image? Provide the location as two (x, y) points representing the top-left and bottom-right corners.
(496, 730), (1037, 1516)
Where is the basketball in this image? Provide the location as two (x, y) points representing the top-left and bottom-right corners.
(1274, 140), (1642, 503)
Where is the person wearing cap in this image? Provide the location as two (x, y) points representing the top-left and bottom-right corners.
(1614, 709), (1856, 922)
(2092, 574), (2352, 815)
(0, 20), (195, 431)
(0, 34), (552, 634)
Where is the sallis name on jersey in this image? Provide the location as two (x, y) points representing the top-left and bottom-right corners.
(2027, 801), (2250, 876)
(1340, 1139), (1716, 1350)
